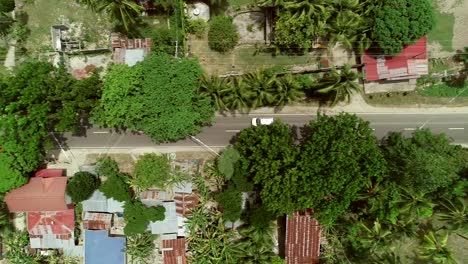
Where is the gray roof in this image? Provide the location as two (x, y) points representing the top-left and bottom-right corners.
(148, 202), (178, 235)
(30, 234), (75, 249)
(173, 181), (193, 194)
(124, 49), (145, 66)
(82, 190), (125, 213)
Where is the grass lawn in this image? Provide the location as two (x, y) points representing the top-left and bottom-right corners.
(364, 90), (468, 107)
(235, 46), (312, 72)
(417, 83), (468, 97)
(23, 0), (112, 53)
(428, 0), (455, 52)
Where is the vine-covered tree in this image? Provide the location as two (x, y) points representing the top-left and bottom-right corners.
(373, 0), (435, 55)
(133, 153), (171, 190)
(99, 172), (132, 202)
(93, 53), (214, 142)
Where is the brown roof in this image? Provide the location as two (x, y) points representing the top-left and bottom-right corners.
(83, 212), (112, 230)
(5, 177), (68, 212)
(162, 238), (187, 264)
(174, 193), (198, 216)
(28, 206), (74, 235)
(285, 210), (321, 264)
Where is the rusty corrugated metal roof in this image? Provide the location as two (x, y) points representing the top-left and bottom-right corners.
(162, 238), (187, 264)
(285, 210), (321, 264)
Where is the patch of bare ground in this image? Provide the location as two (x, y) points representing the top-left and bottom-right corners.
(451, 0), (468, 50)
(175, 151), (216, 160)
(85, 153), (135, 174)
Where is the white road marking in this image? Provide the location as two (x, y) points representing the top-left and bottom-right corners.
(448, 127), (465, 130)
(225, 130), (241, 133)
(92, 131), (110, 134)
(372, 128), (376, 131)
(403, 128), (416, 131)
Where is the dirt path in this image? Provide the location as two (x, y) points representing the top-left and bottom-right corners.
(3, 40), (16, 70)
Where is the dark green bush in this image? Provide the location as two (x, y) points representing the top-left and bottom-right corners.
(208, 16), (239, 52)
(187, 19), (207, 39)
(66, 171), (101, 203)
(0, 0), (15, 13)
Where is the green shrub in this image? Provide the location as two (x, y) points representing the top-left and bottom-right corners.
(66, 172), (101, 203)
(124, 201), (165, 236)
(96, 157), (120, 177)
(215, 186), (242, 222)
(150, 28), (177, 56)
(187, 19), (207, 39)
(417, 83), (468, 97)
(208, 16), (239, 52)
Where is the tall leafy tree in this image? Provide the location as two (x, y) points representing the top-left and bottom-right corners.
(66, 171), (101, 203)
(294, 113), (387, 226)
(132, 153), (171, 191)
(372, 0), (434, 55)
(93, 53), (214, 142)
(382, 129), (465, 194)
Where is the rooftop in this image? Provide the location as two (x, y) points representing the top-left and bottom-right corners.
(5, 177), (68, 212)
(162, 238), (187, 264)
(285, 210), (321, 264)
(363, 36), (428, 81)
(85, 230), (126, 264)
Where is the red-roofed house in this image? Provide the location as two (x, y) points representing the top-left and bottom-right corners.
(35, 168), (65, 178)
(285, 210), (321, 264)
(362, 36), (428, 82)
(5, 176), (68, 212)
(161, 238), (187, 264)
(27, 206), (75, 249)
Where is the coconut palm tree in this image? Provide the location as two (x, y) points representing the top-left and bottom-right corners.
(356, 220), (393, 255)
(78, 0), (144, 32)
(417, 231), (457, 264)
(327, 9), (362, 50)
(243, 71), (276, 109)
(234, 224), (277, 263)
(312, 64), (362, 105)
(437, 198), (468, 233)
(273, 74), (304, 108)
(199, 75), (230, 111)
(283, 0), (328, 21)
(126, 232), (155, 264)
(224, 78), (250, 112)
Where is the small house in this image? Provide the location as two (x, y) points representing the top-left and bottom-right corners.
(285, 210), (321, 264)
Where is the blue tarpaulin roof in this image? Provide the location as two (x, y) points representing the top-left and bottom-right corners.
(85, 230), (126, 264)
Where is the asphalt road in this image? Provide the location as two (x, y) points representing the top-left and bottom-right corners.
(56, 113), (468, 149)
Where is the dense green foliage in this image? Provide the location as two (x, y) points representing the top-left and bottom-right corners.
(0, 60), (102, 193)
(133, 153), (171, 190)
(0, 0), (14, 13)
(215, 186), (242, 222)
(373, 0), (434, 55)
(383, 129), (465, 194)
(124, 200), (165, 236)
(187, 18), (207, 39)
(233, 114), (386, 226)
(93, 53), (214, 142)
(66, 171), (101, 203)
(99, 172), (132, 202)
(208, 16), (239, 52)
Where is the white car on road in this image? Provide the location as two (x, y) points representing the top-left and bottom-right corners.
(251, 117), (274, 126)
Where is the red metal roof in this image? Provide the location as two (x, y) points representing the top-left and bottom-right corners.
(174, 193), (198, 216)
(285, 210), (321, 264)
(363, 36), (428, 81)
(83, 212), (112, 230)
(5, 177), (68, 212)
(27, 206), (74, 236)
(162, 238), (187, 264)
(35, 169), (65, 178)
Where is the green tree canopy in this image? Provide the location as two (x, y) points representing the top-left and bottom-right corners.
(93, 53), (214, 142)
(99, 172), (132, 202)
(133, 153), (171, 190)
(373, 0), (434, 55)
(123, 200), (165, 236)
(215, 185), (242, 222)
(208, 15), (239, 52)
(0, 153), (27, 193)
(217, 146), (240, 180)
(382, 129), (465, 194)
(66, 171), (101, 203)
(0, 59), (102, 193)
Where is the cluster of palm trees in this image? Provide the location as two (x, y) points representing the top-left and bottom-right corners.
(199, 71), (304, 112)
(259, 0), (378, 52)
(322, 184), (467, 263)
(199, 64), (362, 112)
